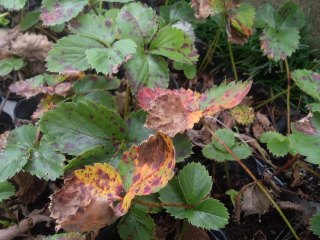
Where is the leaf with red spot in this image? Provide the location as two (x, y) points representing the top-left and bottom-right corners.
(200, 81), (252, 116)
(40, 0), (89, 26)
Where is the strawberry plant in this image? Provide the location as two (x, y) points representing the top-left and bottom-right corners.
(0, 0), (319, 239)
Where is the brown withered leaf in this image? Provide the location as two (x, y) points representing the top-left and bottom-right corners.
(0, 131), (10, 150)
(0, 29), (52, 61)
(145, 94), (203, 137)
(191, 0), (224, 20)
(49, 175), (118, 232)
(252, 112), (275, 139)
(238, 182), (271, 218)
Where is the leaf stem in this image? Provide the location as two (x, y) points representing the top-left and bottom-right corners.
(198, 28), (221, 74)
(284, 58), (291, 135)
(133, 198), (193, 209)
(123, 80), (131, 120)
(203, 121), (300, 240)
(227, 41), (238, 81)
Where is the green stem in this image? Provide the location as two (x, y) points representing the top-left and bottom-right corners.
(133, 198), (193, 209)
(164, 0), (170, 6)
(284, 58), (291, 135)
(198, 28), (221, 74)
(177, 219), (189, 240)
(224, 162), (231, 189)
(99, 0), (103, 9)
(203, 121), (300, 240)
(227, 41), (238, 81)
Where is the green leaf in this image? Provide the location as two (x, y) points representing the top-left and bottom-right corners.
(159, 177), (188, 219)
(40, 101), (127, 155)
(289, 113), (320, 164)
(118, 207), (155, 240)
(173, 134), (193, 163)
(160, 1), (195, 24)
(126, 110), (153, 145)
(186, 198), (229, 230)
(0, 125), (34, 181)
(20, 9), (41, 31)
(150, 27), (198, 64)
(260, 26), (300, 62)
(50, 23), (65, 33)
(255, 4), (281, 29)
(74, 75), (120, 93)
(0, 57), (24, 76)
(0, 182), (15, 202)
(69, 14), (116, 45)
(116, 2), (158, 45)
(46, 35), (104, 74)
(260, 131), (290, 157)
(0, 0), (27, 10)
(279, 1), (305, 29)
(178, 162), (212, 204)
(173, 62), (196, 79)
(76, 91), (117, 110)
(86, 39), (137, 75)
(44, 232), (86, 240)
(292, 70), (320, 100)
(310, 214), (320, 237)
(126, 53), (169, 93)
(64, 145), (116, 171)
(202, 129), (252, 162)
(24, 142), (65, 180)
(0, 125), (65, 181)
(40, 0), (89, 26)
(307, 103), (320, 113)
(159, 164), (229, 230)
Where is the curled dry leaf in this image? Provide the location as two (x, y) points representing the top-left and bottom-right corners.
(252, 112), (275, 139)
(0, 29), (52, 61)
(191, 0), (224, 20)
(50, 133), (175, 232)
(138, 81), (251, 137)
(236, 182), (271, 220)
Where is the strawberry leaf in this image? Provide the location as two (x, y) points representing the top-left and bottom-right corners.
(118, 207), (155, 240)
(40, 101), (127, 155)
(0, 125), (65, 181)
(73, 75), (120, 93)
(47, 35), (104, 74)
(0, 181), (15, 202)
(40, 0), (89, 26)
(159, 163), (229, 230)
(44, 233), (86, 240)
(0, 57), (24, 77)
(310, 214), (320, 237)
(86, 39), (137, 75)
(0, 0), (27, 10)
(116, 2), (158, 45)
(149, 27), (198, 65)
(173, 134), (193, 163)
(202, 129), (252, 162)
(126, 53), (169, 93)
(200, 81), (252, 116)
(291, 69), (320, 100)
(260, 131), (290, 157)
(69, 14), (116, 45)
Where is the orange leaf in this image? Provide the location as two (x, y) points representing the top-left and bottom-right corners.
(117, 133), (176, 213)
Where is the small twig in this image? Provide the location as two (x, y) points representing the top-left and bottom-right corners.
(35, 26), (58, 42)
(227, 41), (239, 81)
(202, 120), (300, 240)
(284, 58), (291, 134)
(0, 92), (10, 118)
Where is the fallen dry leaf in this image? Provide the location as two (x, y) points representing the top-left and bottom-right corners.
(252, 112), (275, 139)
(0, 29), (52, 61)
(0, 131), (10, 150)
(237, 182), (271, 218)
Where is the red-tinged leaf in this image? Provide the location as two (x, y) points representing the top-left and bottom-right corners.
(32, 95), (64, 119)
(138, 88), (202, 136)
(200, 81), (252, 116)
(9, 75), (72, 99)
(117, 133), (176, 213)
(50, 175), (118, 232)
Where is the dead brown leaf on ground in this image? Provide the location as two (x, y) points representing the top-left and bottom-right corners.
(252, 112), (275, 139)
